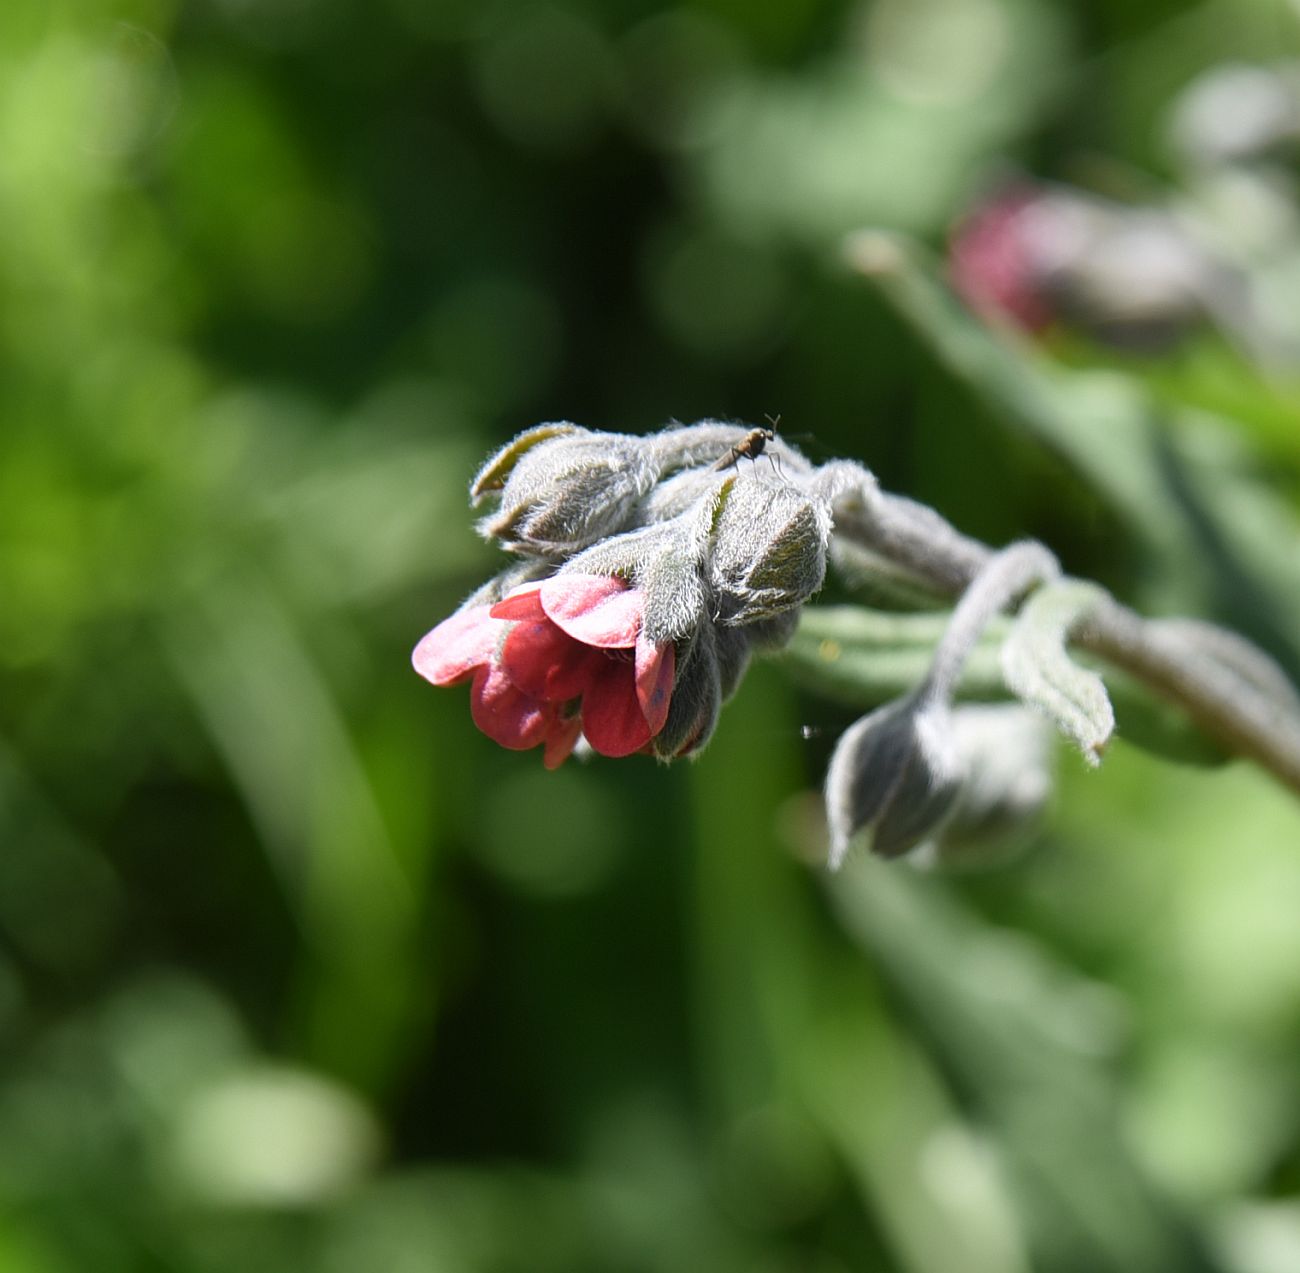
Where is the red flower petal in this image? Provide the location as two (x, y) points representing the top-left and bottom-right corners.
(581, 655), (653, 757)
(635, 633), (674, 735)
(469, 663), (551, 750)
(542, 713), (583, 769)
(540, 574), (643, 648)
(412, 606), (501, 686)
(490, 584), (546, 622)
(500, 619), (603, 702)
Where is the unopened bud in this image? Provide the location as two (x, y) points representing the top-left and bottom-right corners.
(471, 423), (658, 557)
(915, 705), (1054, 870)
(651, 625), (722, 760)
(710, 479), (831, 625)
(824, 693), (964, 867)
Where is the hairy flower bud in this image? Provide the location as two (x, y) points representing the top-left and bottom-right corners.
(824, 693), (965, 866)
(709, 477), (831, 625)
(418, 419), (856, 767)
(914, 706), (1055, 870)
(639, 468), (726, 524)
(651, 625), (722, 759)
(471, 423), (659, 557)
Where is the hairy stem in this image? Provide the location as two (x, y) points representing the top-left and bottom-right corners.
(920, 542), (1059, 704)
(832, 475), (1300, 798)
(1077, 599), (1300, 794)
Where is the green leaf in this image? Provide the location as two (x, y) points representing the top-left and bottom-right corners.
(783, 606), (1007, 707)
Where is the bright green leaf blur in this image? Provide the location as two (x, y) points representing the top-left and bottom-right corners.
(2, 0), (1300, 1270)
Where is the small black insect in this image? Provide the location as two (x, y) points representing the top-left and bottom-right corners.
(713, 416), (783, 474)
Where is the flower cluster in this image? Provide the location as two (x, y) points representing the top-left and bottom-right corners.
(414, 419), (1300, 870)
(413, 422), (835, 766)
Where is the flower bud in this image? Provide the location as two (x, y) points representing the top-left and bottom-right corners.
(644, 613), (773, 761)
(651, 626), (722, 760)
(470, 423), (582, 498)
(639, 468), (726, 524)
(471, 423), (658, 557)
(824, 693), (965, 867)
(951, 182), (1230, 350)
(709, 478), (831, 626)
(914, 705), (1054, 870)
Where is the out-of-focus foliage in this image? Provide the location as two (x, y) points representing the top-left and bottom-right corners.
(3, 0), (1300, 1270)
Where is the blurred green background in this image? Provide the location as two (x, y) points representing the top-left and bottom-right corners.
(4, 0), (1300, 1269)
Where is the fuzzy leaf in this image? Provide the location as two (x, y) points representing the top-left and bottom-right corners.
(1001, 581), (1114, 765)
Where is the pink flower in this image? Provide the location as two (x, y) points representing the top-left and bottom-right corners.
(412, 574), (676, 768)
(949, 186), (1053, 332)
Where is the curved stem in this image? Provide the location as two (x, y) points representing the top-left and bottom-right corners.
(1076, 599), (1300, 795)
(920, 542), (1059, 703)
(831, 474), (1300, 798)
